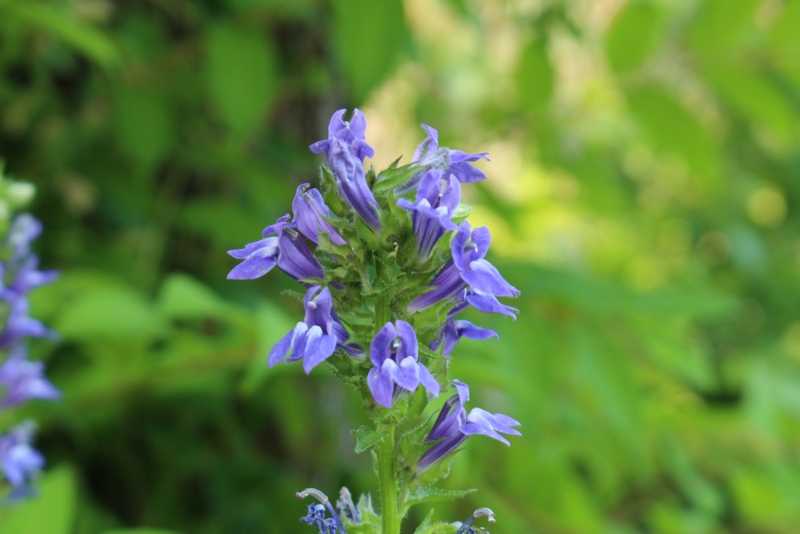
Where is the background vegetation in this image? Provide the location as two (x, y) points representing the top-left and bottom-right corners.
(1, 0), (799, 532)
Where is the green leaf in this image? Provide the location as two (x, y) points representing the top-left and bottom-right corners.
(403, 486), (476, 514)
(2, 3), (120, 68)
(352, 425), (388, 454)
(605, 1), (662, 73)
(332, 0), (409, 101)
(515, 38), (554, 113)
(206, 24), (278, 135)
(412, 509), (436, 534)
(0, 466), (77, 534)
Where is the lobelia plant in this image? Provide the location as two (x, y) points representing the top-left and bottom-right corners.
(228, 110), (520, 533)
(0, 164), (60, 501)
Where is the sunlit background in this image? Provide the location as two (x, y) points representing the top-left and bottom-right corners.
(1, 0), (799, 532)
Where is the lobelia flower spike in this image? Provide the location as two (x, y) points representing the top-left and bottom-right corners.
(417, 380), (521, 472)
(227, 214), (324, 283)
(397, 169), (460, 262)
(409, 221), (520, 312)
(269, 286), (361, 374)
(367, 320), (440, 408)
(310, 110), (381, 231)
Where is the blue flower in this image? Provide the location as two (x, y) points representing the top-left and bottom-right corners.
(227, 215), (324, 282)
(397, 170), (460, 261)
(430, 318), (498, 357)
(269, 286), (360, 374)
(409, 222), (519, 312)
(0, 421), (44, 498)
(300, 503), (340, 534)
(367, 320), (440, 408)
(0, 347), (60, 408)
(398, 124), (490, 193)
(309, 109), (374, 162)
(310, 110), (381, 230)
(413, 124), (489, 184)
(417, 380), (520, 471)
(292, 184), (347, 246)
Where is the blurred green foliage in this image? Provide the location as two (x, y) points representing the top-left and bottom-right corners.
(1, 0), (799, 532)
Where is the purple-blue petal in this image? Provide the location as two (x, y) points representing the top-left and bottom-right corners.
(370, 322), (396, 367)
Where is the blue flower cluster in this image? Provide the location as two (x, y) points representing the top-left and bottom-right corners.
(227, 109), (520, 478)
(0, 214), (59, 499)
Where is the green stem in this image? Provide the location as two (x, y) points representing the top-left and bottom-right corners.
(377, 424), (400, 534)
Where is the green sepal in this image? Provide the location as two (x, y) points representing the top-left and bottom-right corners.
(413, 509), (436, 534)
(402, 486), (477, 516)
(451, 203), (472, 224)
(344, 493), (381, 533)
(319, 164), (348, 217)
(414, 522), (459, 534)
(373, 161), (423, 195)
(353, 425), (389, 454)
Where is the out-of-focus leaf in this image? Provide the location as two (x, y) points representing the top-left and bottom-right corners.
(605, 1), (662, 73)
(626, 86), (719, 184)
(205, 24), (278, 135)
(515, 38), (554, 113)
(156, 273), (228, 319)
(100, 530), (183, 534)
(688, 0), (759, 56)
(240, 299), (295, 394)
(705, 66), (797, 149)
(0, 465), (76, 534)
(1, 3), (120, 68)
(332, 0), (409, 102)
(55, 286), (165, 341)
(115, 86), (174, 170)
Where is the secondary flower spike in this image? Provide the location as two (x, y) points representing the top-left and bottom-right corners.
(227, 214), (324, 282)
(310, 110), (381, 230)
(368, 320), (440, 408)
(409, 221), (519, 311)
(269, 286), (357, 374)
(418, 380), (521, 471)
(397, 169), (460, 261)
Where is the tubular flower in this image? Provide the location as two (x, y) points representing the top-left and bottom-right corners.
(399, 124), (490, 193)
(417, 380), (521, 471)
(310, 110), (381, 230)
(269, 286), (359, 374)
(430, 318), (498, 357)
(292, 184), (347, 246)
(0, 347), (60, 408)
(367, 320), (440, 408)
(409, 221), (519, 312)
(0, 421), (43, 499)
(227, 214), (324, 282)
(309, 108), (374, 162)
(397, 170), (460, 261)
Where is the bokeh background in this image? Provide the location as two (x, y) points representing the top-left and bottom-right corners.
(1, 0), (799, 532)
